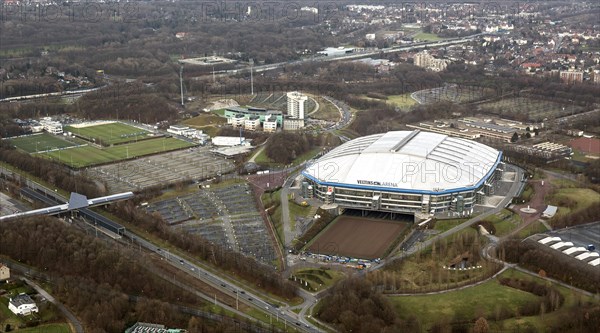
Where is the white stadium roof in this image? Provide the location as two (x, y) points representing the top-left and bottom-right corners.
(303, 130), (502, 194)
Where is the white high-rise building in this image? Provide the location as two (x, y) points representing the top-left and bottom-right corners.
(287, 91), (308, 120)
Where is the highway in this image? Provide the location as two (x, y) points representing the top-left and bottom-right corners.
(126, 231), (319, 331)
(11, 176), (321, 332)
(196, 34), (486, 80)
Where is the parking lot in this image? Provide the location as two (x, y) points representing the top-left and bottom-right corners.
(86, 147), (235, 193)
(546, 221), (600, 249)
(145, 183), (277, 265)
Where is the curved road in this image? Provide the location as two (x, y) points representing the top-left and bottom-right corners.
(23, 277), (85, 333)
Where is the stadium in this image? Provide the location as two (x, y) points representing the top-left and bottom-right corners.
(302, 130), (504, 216)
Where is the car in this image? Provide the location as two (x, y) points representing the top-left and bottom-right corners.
(240, 291), (245, 294)
(220, 283), (226, 287)
(179, 259), (184, 264)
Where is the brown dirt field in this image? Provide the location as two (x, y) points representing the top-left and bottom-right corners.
(568, 137), (600, 155)
(307, 216), (408, 259)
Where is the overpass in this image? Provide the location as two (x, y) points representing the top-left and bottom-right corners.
(0, 188), (132, 236)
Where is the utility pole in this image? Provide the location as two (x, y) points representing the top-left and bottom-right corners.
(180, 64), (185, 107)
(249, 58), (254, 95)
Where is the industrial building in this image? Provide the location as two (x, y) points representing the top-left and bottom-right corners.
(302, 130), (504, 216)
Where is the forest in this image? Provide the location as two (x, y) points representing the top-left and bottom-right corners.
(0, 216), (247, 333)
(264, 132), (319, 164)
(316, 276), (416, 333)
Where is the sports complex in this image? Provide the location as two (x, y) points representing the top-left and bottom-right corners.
(8, 121), (195, 168)
(302, 130), (504, 216)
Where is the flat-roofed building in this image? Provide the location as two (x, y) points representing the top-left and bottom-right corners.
(263, 115), (278, 133)
(560, 70), (584, 84)
(244, 116), (261, 131)
(283, 118), (305, 131)
(287, 91), (308, 120)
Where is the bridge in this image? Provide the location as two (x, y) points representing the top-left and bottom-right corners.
(0, 189), (133, 236)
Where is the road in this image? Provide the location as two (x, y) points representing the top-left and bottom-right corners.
(128, 232), (319, 331)
(322, 96), (353, 135)
(23, 277), (85, 333)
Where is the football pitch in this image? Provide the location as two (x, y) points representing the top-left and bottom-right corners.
(65, 122), (150, 145)
(8, 133), (77, 153)
(42, 137), (195, 167)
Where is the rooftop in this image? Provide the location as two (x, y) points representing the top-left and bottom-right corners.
(303, 130), (501, 194)
(9, 294), (35, 307)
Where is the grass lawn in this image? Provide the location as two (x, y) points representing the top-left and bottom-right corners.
(547, 188), (600, 212)
(0, 297), (23, 330)
(414, 32), (443, 41)
(432, 218), (469, 233)
(497, 269), (599, 332)
(516, 220), (549, 238)
(9, 133), (77, 153)
(253, 147), (277, 166)
(482, 209), (522, 236)
(212, 109), (226, 116)
(182, 113), (227, 127)
(310, 96), (340, 122)
(389, 272), (538, 330)
(42, 137), (195, 167)
(288, 199), (314, 232)
(360, 93), (417, 110)
(290, 268), (345, 292)
(389, 268), (598, 331)
(520, 183), (535, 202)
(16, 323), (72, 333)
(65, 122), (150, 145)
(262, 190), (284, 243)
(387, 94), (417, 109)
(549, 178), (578, 188)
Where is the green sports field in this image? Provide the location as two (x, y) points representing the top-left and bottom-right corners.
(65, 122), (151, 145)
(8, 133), (77, 153)
(43, 137), (195, 167)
